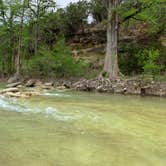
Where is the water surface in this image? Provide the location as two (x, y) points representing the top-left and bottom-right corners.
(0, 91), (166, 166)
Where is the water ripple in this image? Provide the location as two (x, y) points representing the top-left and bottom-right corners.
(0, 96), (77, 122)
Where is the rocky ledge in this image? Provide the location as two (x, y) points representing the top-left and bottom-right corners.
(1, 78), (166, 98)
(70, 78), (166, 97)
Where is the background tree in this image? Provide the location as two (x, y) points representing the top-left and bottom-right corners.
(103, 0), (165, 79)
(63, 0), (89, 35)
(0, 0), (165, 80)
(0, 0), (21, 76)
(89, 0), (107, 23)
(27, 0), (55, 55)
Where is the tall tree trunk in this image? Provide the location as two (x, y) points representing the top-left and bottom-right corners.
(34, 22), (39, 55)
(15, 36), (21, 78)
(104, 0), (119, 80)
(15, 1), (25, 79)
(34, 0), (39, 55)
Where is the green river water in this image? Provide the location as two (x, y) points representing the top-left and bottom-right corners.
(0, 90), (166, 166)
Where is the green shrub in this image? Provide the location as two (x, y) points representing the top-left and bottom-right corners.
(119, 43), (142, 75)
(24, 38), (88, 78)
(137, 49), (163, 78)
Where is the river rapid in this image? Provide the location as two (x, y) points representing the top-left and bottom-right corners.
(0, 90), (166, 166)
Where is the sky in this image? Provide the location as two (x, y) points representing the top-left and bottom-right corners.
(57, 0), (80, 8)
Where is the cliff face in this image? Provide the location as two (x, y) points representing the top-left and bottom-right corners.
(68, 22), (156, 50)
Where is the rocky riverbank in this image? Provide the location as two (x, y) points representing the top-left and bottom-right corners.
(0, 78), (166, 98)
(70, 78), (166, 97)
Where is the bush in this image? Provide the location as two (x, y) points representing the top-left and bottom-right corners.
(119, 42), (142, 75)
(137, 49), (163, 78)
(24, 38), (88, 78)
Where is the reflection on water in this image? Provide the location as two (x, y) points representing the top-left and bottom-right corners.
(0, 91), (166, 166)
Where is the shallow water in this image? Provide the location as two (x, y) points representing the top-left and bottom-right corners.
(0, 91), (166, 166)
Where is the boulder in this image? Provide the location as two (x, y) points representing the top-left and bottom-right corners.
(3, 92), (28, 98)
(41, 85), (53, 90)
(44, 82), (54, 86)
(35, 80), (43, 86)
(56, 86), (67, 90)
(25, 80), (36, 87)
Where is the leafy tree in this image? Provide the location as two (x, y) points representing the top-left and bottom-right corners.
(89, 0), (107, 23)
(0, 0), (23, 76)
(63, 0), (89, 35)
(103, 0), (165, 80)
(27, 0), (55, 54)
(26, 38), (87, 78)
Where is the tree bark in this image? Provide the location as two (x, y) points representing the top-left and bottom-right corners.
(104, 0), (119, 80)
(15, 0), (26, 79)
(34, 0), (39, 55)
(34, 21), (38, 55)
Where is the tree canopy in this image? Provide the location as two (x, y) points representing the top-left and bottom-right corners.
(0, 0), (165, 79)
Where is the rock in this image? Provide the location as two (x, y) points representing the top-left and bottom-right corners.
(0, 88), (19, 94)
(56, 86), (67, 90)
(141, 86), (151, 95)
(140, 83), (166, 97)
(63, 81), (72, 89)
(7, 76), (19, 84)
(96, 85), (105, 92)
(17, 85), (23, 88)
(24, 91), (40, 97)
(2, 89), (40, 98)
(6, 82), (22, 88)
(44, 82), (54, 86)
(41, 85), (53, 90)
(35, 80), (43, 86)
(4, 92), (28, 98)
(25, 80), (36, 87)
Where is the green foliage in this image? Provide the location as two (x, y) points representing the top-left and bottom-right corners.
(137, 49), (163, 76)
(119, 0), (166, 34)
(119, 43), (141, 75)
(89, 0), (107, 23)
(25, 38), (88, 78)
(0, 0), (165, 79)
(63, 0), (89, 35)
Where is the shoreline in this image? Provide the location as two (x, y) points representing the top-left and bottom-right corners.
(0, 78), (166, 98)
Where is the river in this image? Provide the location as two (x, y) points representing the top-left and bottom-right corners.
(0, 90), (166, 166)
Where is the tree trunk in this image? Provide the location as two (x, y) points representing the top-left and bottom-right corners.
(15, 38), (21, 78)
(34, 22), (38, 55)
(15, 1), (25, 79)
(34, 0), (39, 55)
(104, 0), (119, 80)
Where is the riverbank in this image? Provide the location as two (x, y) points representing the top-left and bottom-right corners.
(0, 77), (166, 98)
(60, 78), (166, 97)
